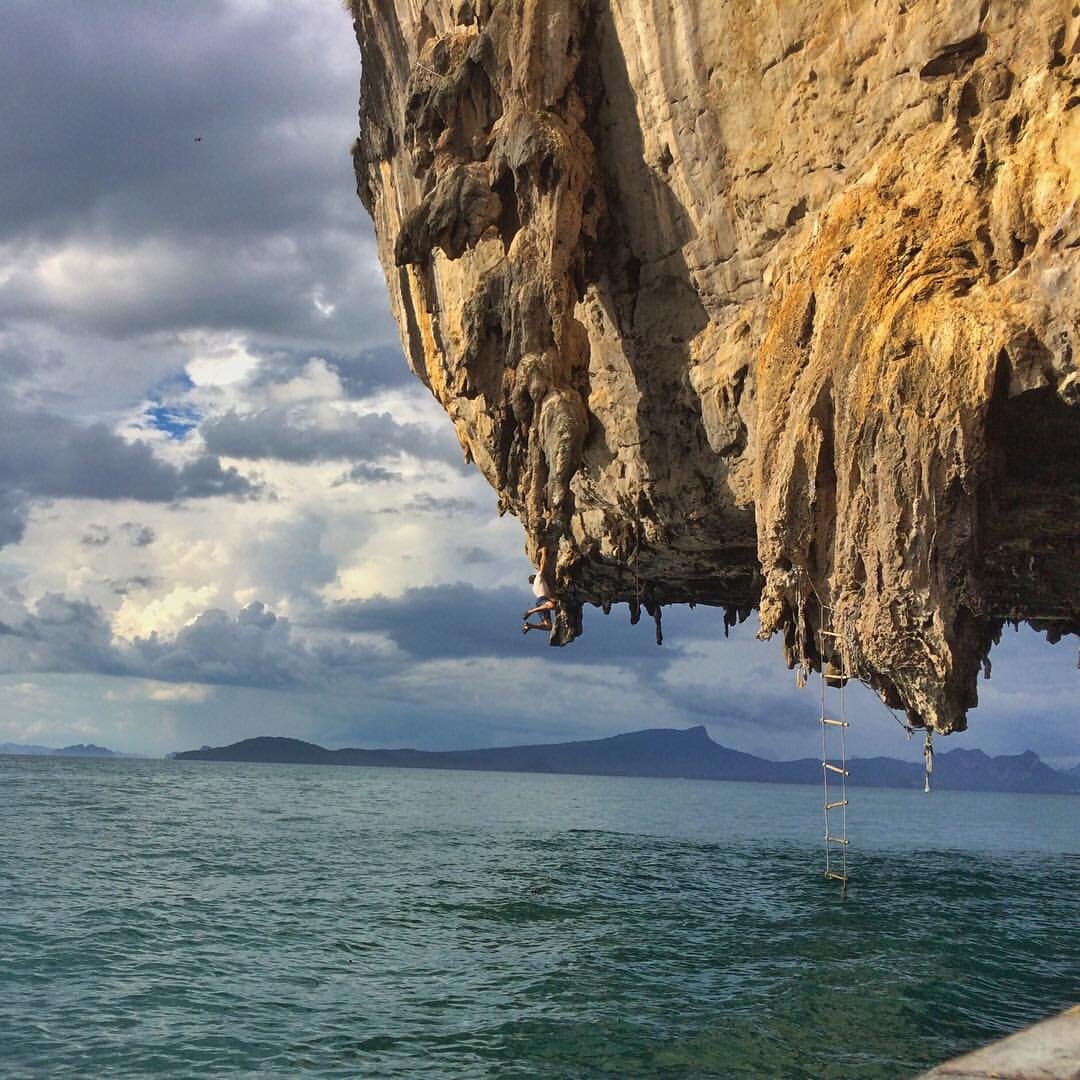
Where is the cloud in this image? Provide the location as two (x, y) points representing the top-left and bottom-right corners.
(1, 2), (354, 246)
(0, 490), (30, 548)
(310, 584), (694, 664)
(201, 405), (468, 470)
(0, 0), (398, 353)
(333, 463), (403, 486)
(244, 346), (414, 400)
(107, 576), (160, 596)
(120, 522), (156, 547)
(128, 598), (413, 689)
(0, 593), (360, 691)
(0, 593), (124, 677)
(389, 493), (480, 515)
(0, 407), (257, 504)
(81, 525), (112, 548)
(104, 680), (213, 705)
(0, 406), (261, 548)
(241, 514), (339, 604)
(4, 235), (393, 348)
(77, 519), (159, 552)
(460, 546), (495, 565)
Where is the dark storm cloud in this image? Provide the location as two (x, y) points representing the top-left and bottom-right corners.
(309, 585), (693, 664)
(312, 585), (524, 660)
(333, 463), (403, 486)
(0, 491), (31, 548)
(0, 594), (126, 677)
(659, 669), (819, 732)
(3, 235), (383, 345)
(0, 408), (257, 504)
(131, 603), (321, 689)
(0, 406), (260, 547)
(0, 0), (397, 351)
(201, 406), (469, 471)
(0, 593), (377, 690)
(0, 335), (57, 386)
(0, 1), (352, 244)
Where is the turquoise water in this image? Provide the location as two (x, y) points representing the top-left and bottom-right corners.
(2, 756), (1077, 1078)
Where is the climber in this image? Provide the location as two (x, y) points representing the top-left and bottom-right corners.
(522, 547), (557, 634)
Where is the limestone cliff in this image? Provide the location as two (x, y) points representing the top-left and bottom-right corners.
(350, 0), (1079, 734)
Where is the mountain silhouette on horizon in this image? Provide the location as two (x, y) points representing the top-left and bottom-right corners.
(173, 726), (1080, 795)
(0, 742), (120, 758)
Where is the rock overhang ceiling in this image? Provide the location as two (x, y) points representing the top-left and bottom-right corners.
(350, 0), (1080, 734)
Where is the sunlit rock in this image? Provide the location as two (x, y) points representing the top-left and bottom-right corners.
(349, 0), (1080, 734)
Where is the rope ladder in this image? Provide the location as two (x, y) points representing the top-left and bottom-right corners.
(817, 606), (850, 894)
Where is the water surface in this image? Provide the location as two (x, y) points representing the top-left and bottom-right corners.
(2, 756), (1077, 1077)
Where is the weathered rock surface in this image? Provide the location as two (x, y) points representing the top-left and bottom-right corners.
(350, 0), (1080, 734)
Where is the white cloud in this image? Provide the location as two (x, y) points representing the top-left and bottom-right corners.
(312, 290), (336, 318)
(104, 680), (213, 705)
(261, 357), (344, 404)
(30, 238), (183, 317)
(114, 585), (220, 641)
(186, 338), (262, 389)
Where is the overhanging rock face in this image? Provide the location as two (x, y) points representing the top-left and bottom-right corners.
(350, 0), (1079, 734)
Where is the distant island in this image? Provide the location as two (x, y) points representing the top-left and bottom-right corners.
(173, 726), (1080, 795)
(0, 742), (120, 758)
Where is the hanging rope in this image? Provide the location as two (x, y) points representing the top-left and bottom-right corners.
(623, 504), (643, 627)
(872, 694), (915, 738)
(923, 730), (934, 793)
(793, 572), (810, 689)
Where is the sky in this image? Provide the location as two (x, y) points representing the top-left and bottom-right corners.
(0, 0), (1075, 767)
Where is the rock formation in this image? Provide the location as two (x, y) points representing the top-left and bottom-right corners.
(349, 0), (1079, 734)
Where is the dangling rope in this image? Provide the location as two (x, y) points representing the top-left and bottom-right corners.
(923, 730), (934, 793)
(793, 572), (810, 689)
(872, 693), (916, 738)
(629, 507), (643, 626)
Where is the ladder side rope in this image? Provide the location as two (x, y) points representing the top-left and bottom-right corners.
(811, 586), (850, 894)
(792, 570), (852, 893)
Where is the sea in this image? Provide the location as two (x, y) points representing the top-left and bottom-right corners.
(2, 755), (1077, 1078)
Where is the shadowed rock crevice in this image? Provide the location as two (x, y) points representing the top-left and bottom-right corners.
(351, 0), (1079, 734)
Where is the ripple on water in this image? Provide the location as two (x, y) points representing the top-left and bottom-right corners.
(1, 759), (1077, 1077)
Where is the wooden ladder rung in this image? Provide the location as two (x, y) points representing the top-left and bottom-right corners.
(825, 799), (848, 809)
(825, 871), (848, 882)
(823, 763), (849, 776)
(821, 717), (849, 727)
(826, 835), (849, 845)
